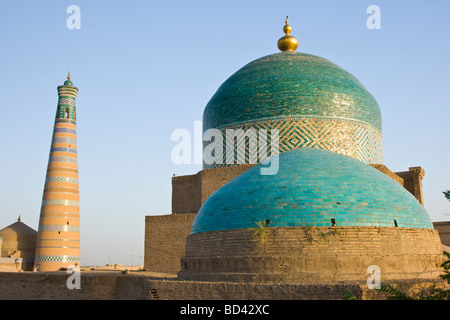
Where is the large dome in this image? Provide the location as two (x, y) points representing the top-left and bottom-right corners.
(202, 51), (383, 168)
(192, 147), (433, 234)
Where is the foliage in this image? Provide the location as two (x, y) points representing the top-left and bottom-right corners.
(378, 284), (414, 300)
(252, 220), (269, 242)
(343, 289), (358, 300)
(377, 251), (449, 300)
(443, 190), (450, 201)
(376, 190), (450, 300)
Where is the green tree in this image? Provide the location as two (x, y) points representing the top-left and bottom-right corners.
(443, 190), (450, 200)
(377, 190), (450, 300)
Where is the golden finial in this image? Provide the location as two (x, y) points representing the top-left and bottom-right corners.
(18, 215), (21, 222)
(67, 71), (71, 80)
(277, 16), (299, 52)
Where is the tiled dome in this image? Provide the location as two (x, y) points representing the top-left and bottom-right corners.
(202, 52), (383, 167)
(191, 147), (433, 234)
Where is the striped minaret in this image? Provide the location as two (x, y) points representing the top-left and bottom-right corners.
(34, 73), (80, 271)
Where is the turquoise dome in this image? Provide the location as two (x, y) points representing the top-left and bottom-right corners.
(191, 148), (433, 234)
(203, 51), (382, 132)
(202, 51), (384, 167)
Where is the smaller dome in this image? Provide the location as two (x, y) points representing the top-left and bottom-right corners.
(0, 218), (37, 237)
(0, 218), (37, 270)
(64, 72), (73, 86)
(192, 148), (433, 234)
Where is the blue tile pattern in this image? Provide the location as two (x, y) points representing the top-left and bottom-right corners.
(191, 148), (433, 234)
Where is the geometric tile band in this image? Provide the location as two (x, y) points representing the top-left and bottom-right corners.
(50, 147), (77, 154)
(45, 177), (78, 184)
(203, 116), (383, 169)
(51, 137), (77, 145)
(55, 119), (76, 125)
(41, 199), (79, 207)
(58, 98), (76, 106)
(48, 156), (78, 164)
(53, 128), (77, 135)
(38, 225), (80, 232)
(34, 255), (80, 262)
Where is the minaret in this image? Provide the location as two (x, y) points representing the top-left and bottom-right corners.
(34, 73), (80, 271)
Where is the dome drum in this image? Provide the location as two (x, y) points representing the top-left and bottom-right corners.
(180, 226), (444, 282)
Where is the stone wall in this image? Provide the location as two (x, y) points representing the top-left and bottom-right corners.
(181, 226), (445, 282)
(144, 214), (196, 274)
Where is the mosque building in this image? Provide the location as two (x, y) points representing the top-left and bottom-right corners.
(0, 216), (37, 271)
(0, 17), (448, 300)
(144, 18), (446, 283)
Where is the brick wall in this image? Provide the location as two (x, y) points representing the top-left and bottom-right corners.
(171, 174), (201, 214)
(0, 272), (148, 300)
(171, 165), (255, 214)
(143, 278), (448, 300)
(144, 214), (196, 274)
(181, 226), (445, 282)
(0, 271), (447, 300)
(434, 221), (450, 247)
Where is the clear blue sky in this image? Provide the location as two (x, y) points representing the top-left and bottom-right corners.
(0, 1), (449, 266)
